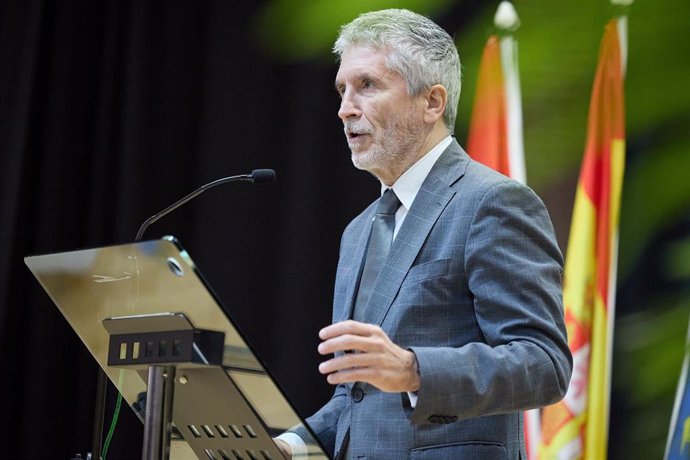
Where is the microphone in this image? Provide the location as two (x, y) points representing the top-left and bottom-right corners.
(250, 168), (276, 184)
(134, 168), (276, 242)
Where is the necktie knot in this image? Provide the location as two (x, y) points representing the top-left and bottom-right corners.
(377, 189), (400, 216)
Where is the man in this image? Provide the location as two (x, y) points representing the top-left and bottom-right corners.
(278, 8), (572, 460)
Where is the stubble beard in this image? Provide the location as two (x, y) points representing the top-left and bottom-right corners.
(348, 109), (425, 179)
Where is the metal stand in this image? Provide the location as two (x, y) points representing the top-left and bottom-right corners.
(102, 313), (224, 460)
(91, 368), (108, 460)
(142, 366), (176, 460)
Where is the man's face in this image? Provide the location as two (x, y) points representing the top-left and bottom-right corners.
(335, 46), (426, 182)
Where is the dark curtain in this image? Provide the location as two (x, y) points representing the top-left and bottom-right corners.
(1, 1), (381, 458)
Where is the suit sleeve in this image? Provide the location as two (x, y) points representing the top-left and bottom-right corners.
(408, 180), (572, 424)
(292, 383), (348, 457)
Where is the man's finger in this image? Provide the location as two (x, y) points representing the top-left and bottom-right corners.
(318, 333), (381, 355)
(319, 320), (381, 340)
(318, 352), (378, 374)
(325, 367), (380, 386)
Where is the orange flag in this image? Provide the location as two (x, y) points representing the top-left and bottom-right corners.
(466, 29), (526, 184)
(540, 17), (626, 459)
(467, 3), (542, 456)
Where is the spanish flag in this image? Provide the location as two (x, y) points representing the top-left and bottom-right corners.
(539, 16), (627, 460)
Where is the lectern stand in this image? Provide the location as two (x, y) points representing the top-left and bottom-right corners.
(25, 237), (328, 460)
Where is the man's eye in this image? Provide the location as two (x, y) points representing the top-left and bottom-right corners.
(362, 80), (374, 89)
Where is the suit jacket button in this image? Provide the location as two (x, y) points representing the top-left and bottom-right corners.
(352, 387), (364, 403)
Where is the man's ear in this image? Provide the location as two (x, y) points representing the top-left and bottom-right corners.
(423, 84), (447, 124)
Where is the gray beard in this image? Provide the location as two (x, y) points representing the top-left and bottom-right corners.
(350, 110), (425, 178)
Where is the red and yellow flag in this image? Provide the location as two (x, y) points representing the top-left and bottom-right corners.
(540, 18), (626, 460)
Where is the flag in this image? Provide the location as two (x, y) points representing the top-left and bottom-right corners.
(466, 1), (526, 185)
(665, 316), (690, 460)
(540, 16), (627, 460)
(467, 3), (539, 456)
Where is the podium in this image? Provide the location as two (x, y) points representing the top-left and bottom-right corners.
(25, 237), (328, 460)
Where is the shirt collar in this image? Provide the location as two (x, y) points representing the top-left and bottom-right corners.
(380, 136), (453, 210)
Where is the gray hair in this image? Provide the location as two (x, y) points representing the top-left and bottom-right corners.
(333, 9), (461, 133)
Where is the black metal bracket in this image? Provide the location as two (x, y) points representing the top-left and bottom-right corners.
(102, 313), (226, 460)
(106, 328), (224, 368)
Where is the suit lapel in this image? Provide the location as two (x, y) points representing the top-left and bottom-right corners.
(362, 141), (470, 327)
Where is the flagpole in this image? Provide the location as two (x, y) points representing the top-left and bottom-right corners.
(665, 315), (690, 459)
(494, 1), (526, 185)
(612, 0), (632, 76)
(494, 4), (537, 457)
(604, 0), (630, 455)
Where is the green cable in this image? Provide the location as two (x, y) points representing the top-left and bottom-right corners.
(101, 370), (125, 460)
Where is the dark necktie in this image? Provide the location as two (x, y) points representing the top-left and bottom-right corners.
(352, 189), (401, 321)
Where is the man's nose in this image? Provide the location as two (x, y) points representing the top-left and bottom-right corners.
(338, 90), (361, 121)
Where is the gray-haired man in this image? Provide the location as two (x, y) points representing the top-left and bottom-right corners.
(278, 9), (571, 459)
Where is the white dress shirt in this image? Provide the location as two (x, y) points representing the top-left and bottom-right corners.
(385, 135), (452, 240)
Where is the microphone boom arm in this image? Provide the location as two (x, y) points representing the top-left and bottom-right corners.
(135, 169), (274, 242)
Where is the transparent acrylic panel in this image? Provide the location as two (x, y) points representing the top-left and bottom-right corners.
(25, 237), (326, 459)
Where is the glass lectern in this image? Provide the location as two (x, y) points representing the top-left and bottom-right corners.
(25, 237), (327, 460)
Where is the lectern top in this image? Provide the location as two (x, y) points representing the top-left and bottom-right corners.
(25, 237), (326, 459)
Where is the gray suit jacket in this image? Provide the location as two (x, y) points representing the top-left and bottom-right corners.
(298, 140), (572, 459)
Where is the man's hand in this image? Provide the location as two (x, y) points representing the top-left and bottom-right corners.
(317, 320), (420, 393)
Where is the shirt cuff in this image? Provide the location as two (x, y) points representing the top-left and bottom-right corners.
(276, 432), (309, 459)
(407, 391), (419, 408)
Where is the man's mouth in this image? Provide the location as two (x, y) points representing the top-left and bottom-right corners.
(344, 122), (373, 148)
(346, 130), (371, 141)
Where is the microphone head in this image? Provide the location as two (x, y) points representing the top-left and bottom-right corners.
(251, 169), (276, 184)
